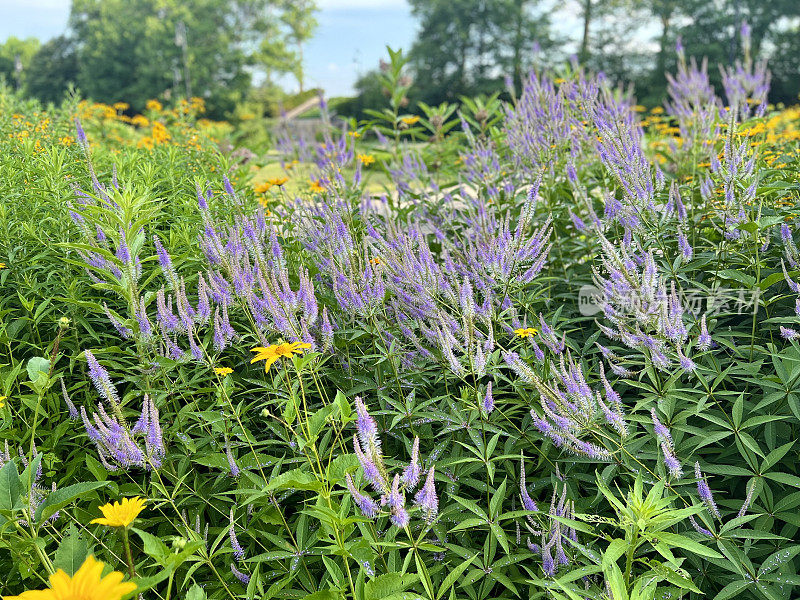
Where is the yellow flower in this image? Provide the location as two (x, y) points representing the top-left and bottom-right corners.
(651, 106), (664, 114)
(309, 179), (326, 193)
(400, 116), (420, 125)
(0, 262), (6, 269)
(254, 182), (273, 194)
(358, 154), (375, 166)
(145, 99), (163, 112)
(514, 327), (538, 338)
(3, 555), (136, 600)
(59, 136), (74, 146)
(130, 115), (149, 127)
(267, 177), (288, 187)
(347, 131), (361, 138)
(214, 367), (233, 377)
(90, 497), (146, 528)
(112, 102), (129, 111)
(0, 396), (6, 409)
(250, 342), (312, 373)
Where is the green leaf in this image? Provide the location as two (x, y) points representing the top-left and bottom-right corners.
(436, 554), (477, 600)
(654, 533), (723, 559)
(602, 539), (628, 571)
(53, 525), (89, 576)
(185, 584), (207, 600)
(35, 481), (110, 523)
(26, 356), (50, 382)
(0, 459), (21, 512)
(758, 545), (800, 576)
(366, 573), (416, 600)
(132, 527), (170, 562)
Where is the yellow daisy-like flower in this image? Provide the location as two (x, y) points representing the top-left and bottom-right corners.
(3, 555), (136, 600)
(514, 327), (538, 338)
(0, 396), (6, 408)
(358, 154), (375, 166)
(0, 262), (6, 269)
(250, 342), (312, 373)
(400, 116), (420, 125)
(214, 367), (233, 377)
(309, 179), (326, 193)
(267, 177), (288, 187)
(254, 182), (273, 194)
(347, 131), (361, 138)
(90, 497), (146, 528)
(145, 99), (163, 112)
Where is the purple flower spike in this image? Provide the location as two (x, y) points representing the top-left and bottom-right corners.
(402, 437), (421, 489)
(84, 350), (120, 405)
(230, 563), (250, 585)
(414, 467), (438, 524)
(519, 458), (538, 511)
(482, 382), (494, 415)
(345, 473), (379, 518)
(695, 462), (721, 520)
(229, 508), (245, 561)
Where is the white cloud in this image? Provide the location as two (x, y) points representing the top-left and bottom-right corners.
(327, 62), (340, 72)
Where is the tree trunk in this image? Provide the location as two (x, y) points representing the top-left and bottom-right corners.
(579, 0), (592, 64)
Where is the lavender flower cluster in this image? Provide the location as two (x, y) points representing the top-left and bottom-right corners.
(79, 351), (165, 471)
(346, 397), (437, 527)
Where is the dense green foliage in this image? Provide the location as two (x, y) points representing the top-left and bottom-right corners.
(1, 43), (800, 600)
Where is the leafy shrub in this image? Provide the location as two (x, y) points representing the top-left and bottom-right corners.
(1, 40), (800, 600)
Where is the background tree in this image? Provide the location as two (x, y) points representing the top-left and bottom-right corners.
(25, 36), (79, 105)
(408, 0), (553, 105)
(255, 0), (318, 93)
(67, 0), (303, 117)
(0, 37), (41, 89)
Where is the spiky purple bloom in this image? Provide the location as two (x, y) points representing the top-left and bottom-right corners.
(482, 382), (494, 415)
(153, 235), (178, 287)
(781, 223), (792, 244)
(320, 307), (334, 352)
(661, 442), (683, 479)
(695, 462), (721, 520)
(61, 377), (79, 420)
(115, 228), (131, 267)
(697, 314), (712, 350)
(230, 563), (250, 585)
(225, 440), (240, 478)
(781, 326), (800, 341)
(677, 346), (696, 372)
(355, 396), (380, 454)
(135, 297), (152, 339)
(650, 408), (673, 448)
(414, 467), (438, 524)
(229, 508), (245, 560)
(689, 515), (713, 537)
(737, 480), (756, 518)
(223, 176), (235, 197)
(345, 473), (379, 518)
(402, 437), (421, 489)
(74, 118), (88, 147)
(353, 436), (385, 494)
(102, 303), (132, 339)
(84, 350), (120, 405)
(519, 459), (538, 511)
(678, 231), (693, 260)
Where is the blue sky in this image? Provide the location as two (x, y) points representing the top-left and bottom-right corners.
(0, 0), (417, 96)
